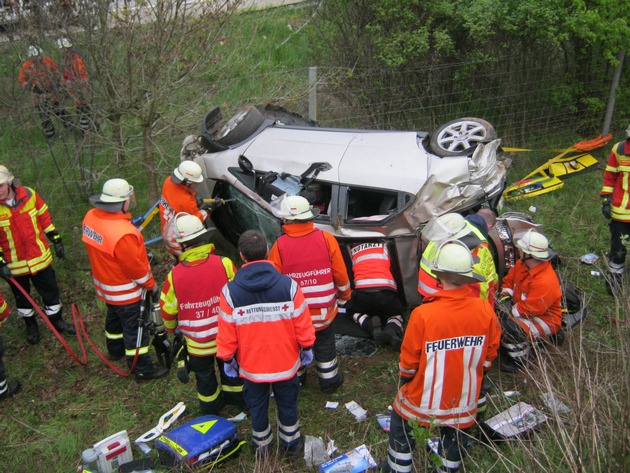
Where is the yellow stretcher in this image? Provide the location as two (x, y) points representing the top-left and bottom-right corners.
(501, 134), (611, 201)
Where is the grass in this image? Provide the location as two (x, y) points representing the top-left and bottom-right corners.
(0, 2), (629, 472)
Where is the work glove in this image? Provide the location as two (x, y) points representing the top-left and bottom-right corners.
(300, 347), (314, 367)
(172, 330), (190, 384)
(150, 285), (160, 304)
(601, 195), (612, 220)
(0, 256), (12, 281)
(47, 231), (65, 259)
(224, 358), (239, 378)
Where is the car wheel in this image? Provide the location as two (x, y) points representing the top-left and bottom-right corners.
(216, 106), (265, 145)
(430, 117), (497, 157)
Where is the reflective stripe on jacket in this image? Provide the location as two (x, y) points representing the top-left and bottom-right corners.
(83, 208), (154, 305)
(394, 287), (501, 428)
(350, 242), (397, 290)
(160, 243), (236, 356)
(418, 221), (498, 304)
(0, 186), (55, 276)
(601, 140), (630, 221)
(501, 259), (562, 338)
(269, 222), (351, 330)
(217, 260), (316, 383)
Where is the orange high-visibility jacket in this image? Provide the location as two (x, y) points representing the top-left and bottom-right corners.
(82, 208), (155, 305)
(269, 222), (351, 331)
(601, 139), (630, 222)
(394, 287), (500, 428)
(500, 259), (562, 338)
(350, 242), (397, 290)
(19, 56), (61, 95)
(0, 186), (56, 276)
(418, 222), (498, 304)
(217, 260), (316, 383)
(61, 51), (89, 105)
(159, 176), (208, 255)
(160, 243), (236, 357)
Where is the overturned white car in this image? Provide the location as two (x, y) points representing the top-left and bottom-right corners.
(180, 105), (537, 307)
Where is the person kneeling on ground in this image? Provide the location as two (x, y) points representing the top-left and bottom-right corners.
(495, 229), (562, 373)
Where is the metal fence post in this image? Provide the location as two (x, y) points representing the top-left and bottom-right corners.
(602, 50), (625, 137)
(309, 66), (317, 122)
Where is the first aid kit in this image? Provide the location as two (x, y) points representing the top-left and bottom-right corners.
(155, 415), (244, 468)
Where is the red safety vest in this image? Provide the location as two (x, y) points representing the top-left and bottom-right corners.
(277, 230), (336, 310)
(170, 255), (228, 356)
(351, 242), (397, 290)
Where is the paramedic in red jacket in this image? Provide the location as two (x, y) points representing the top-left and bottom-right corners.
(496, 229), (562, 373)
(346, 241), (404, 350)
(160, 213), (244, 414)
(381, 240), (500, 473)
(268, 195), (351, 394)
(217, 230), (315, 457)
(83, 178), (168, 381)
(0, 165), (74, 344)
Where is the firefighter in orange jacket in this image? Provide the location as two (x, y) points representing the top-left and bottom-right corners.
(346, 242), (405, 350)
(600, 124), (630, 294)
(0, 293), (21, 401)
(57, 38), (96, 133)
(18, 45), (71, 138)
(418, 212), (498, 304)
(82, 178), (168, 381)
(268, 195), (351, 394)
(0, 165), (74, 344)
(159, 161), (222, 258)
(160, 213), (244, 414)
(381, 240), (500, 473)
(496, 230), (562, 373)
(217, 230), (316, 457)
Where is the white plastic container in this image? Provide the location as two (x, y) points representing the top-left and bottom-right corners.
(93, 430), (133, 473)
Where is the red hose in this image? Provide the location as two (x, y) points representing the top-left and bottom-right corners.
(10, 277), (141, 377)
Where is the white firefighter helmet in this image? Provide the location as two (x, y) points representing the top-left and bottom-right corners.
(516, 229), (556, 261)
(432, 239), (485, 285)
(174, 213), (208, 243)
(56, 38), (72, 49)
(26, 45), (42, 58)
(0, 165), (14, 185)
(422, 212), (472, 243)
(173, 160), (204, 184)
(278, 195), (320, 220)
(99, 178), (134, 203)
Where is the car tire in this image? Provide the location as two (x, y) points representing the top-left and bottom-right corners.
(430, 117), (497, 157)
(216, 106), (265, 146)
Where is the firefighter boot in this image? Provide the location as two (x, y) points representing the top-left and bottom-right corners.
(24, 316), (40, 345)
(49, 314), (76, 336)
(371, 316), (384, 345)
(135, 365), (169, 382)
(0, 379), (21, 400)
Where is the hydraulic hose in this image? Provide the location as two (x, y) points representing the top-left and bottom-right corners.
(9, 276), (143, 376)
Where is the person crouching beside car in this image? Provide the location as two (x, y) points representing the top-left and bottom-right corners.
(495, 230), (562, 373)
